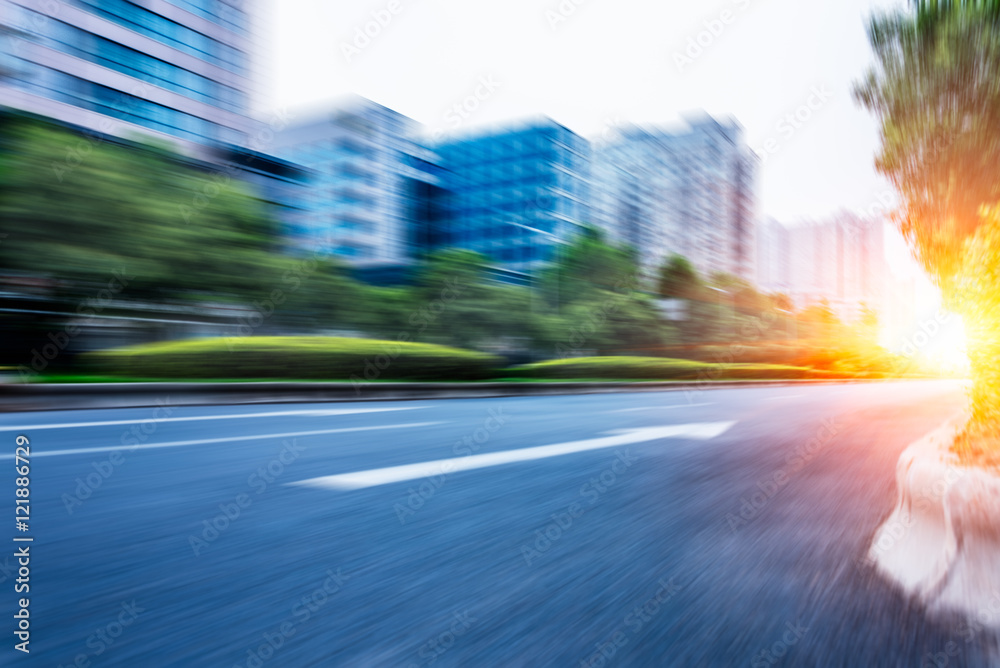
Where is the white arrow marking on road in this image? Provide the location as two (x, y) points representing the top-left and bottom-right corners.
(290, 421), (736, 491)
(0, 406), (426, 431)
(0, 422), (445, 459)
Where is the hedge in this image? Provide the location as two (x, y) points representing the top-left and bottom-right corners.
(664, 341), (911, 376)
(506, 356), (851, 381)
(80, 336), (502, 381)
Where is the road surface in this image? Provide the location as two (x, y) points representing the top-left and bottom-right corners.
(2, 380), (995, 667)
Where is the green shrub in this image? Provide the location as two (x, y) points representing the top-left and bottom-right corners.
(507, 356), (834, 381)
(675, 343), (804, 365)
(669, 341), (839, 367)
(80, 336), (502, 381)
(508, 357), (708, 380)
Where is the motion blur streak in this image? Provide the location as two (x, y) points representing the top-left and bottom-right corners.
(13, 381), (998, 666)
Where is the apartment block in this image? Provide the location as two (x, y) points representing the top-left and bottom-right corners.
(591, 114), (758, 282)
(758, 212), (886, 321)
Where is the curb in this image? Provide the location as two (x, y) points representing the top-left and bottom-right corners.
(868, 415), (1000, 628)
(0, 377), (908, 412)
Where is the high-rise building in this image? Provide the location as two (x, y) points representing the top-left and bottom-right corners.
(591, 114), (758, 281)
(435, 119), (590, 281)
(272, 97), (444, 272)
(759, 212), (886, 321)
(0, 0), (257, 158)
(0, 0), (310, 248)
(755, 216), (791, 293)
(0, 6), (765, 287)
(590, 132), (679, 275)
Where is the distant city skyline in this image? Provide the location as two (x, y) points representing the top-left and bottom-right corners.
(260, 0), (906, 224)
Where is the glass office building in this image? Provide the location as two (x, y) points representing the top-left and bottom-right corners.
(0, 0), (255, 157)
(435, 119), (590, 280)
(273, 97), (445, 272)
(0, 0), (309, 230)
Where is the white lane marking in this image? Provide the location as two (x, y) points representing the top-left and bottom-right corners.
(0, 422), (444, 459)
(290, 421), (736, 491)
(762, 395), (803, 400)
(0, 406), (426, 431)
(610, 403), (715, 413)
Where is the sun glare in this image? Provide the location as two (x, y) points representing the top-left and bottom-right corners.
(919, 314), (970, 373)
(880, 311), (970, 375)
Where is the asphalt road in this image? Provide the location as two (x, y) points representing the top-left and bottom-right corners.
(1, 380), (994, 667)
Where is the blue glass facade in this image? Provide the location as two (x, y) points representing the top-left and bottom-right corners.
(34, 16), (247, 113)
(71, 0), (247, 75)
(18, 65), (219, 143)
(3, 0), (253, 148)
(162, 0), (249, 36)
(436, 121), (590, 275)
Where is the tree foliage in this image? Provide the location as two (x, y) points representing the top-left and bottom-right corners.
(855, 0), (1000, 287)
(540, 225), (638, 303)
(856, 0), (1000, 449)
(0, 116), (939, 384)
(0, 117), (282, 302)
(657, 254), (701, 300)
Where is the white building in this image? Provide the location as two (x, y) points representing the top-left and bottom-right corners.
(272, 96), (443, 270)
(591, 114), (758, 282)
(758, 213), (886, 321)
(756, 216), (791, 293)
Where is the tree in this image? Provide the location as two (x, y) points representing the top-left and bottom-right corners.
(657, 254), (701, 300)
(855, 2), (1000, 283)
(539, 225), (639, 305)
(0, 116), (324, 367)
(404, 249), (558, 353)
(771, 293), (793, 313)
(0, 117), (282, 303)
(856, 0), (1000, 452)
(953, 207), (1000, 428)
(858, 303), (880, 341)
(274, 256), (361, 332)
(594, 293), (671, 355)
(798, 301), (842, 341)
